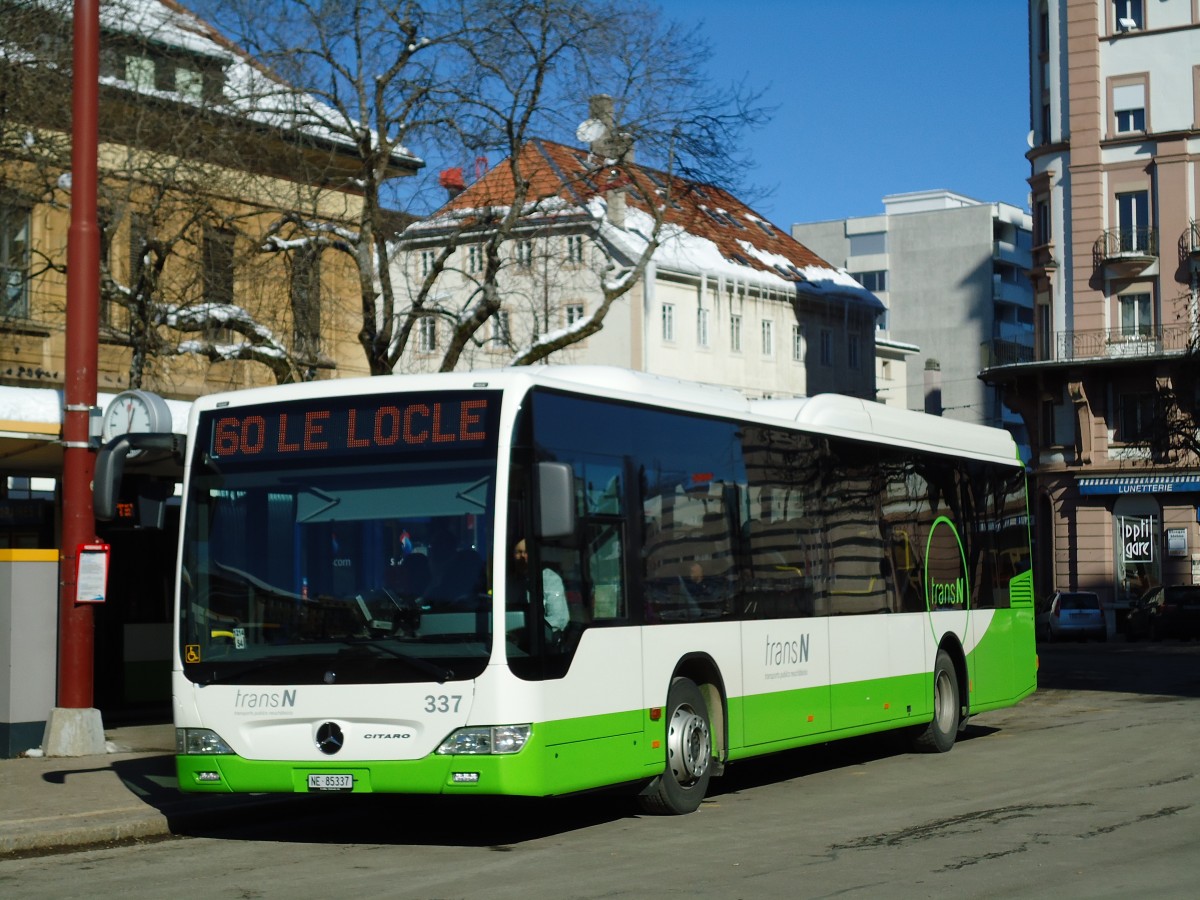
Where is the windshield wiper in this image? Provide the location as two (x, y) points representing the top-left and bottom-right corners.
(336, 639), (455, 684)
(193, 658), (306, 686)
(193, 643), (454, 686)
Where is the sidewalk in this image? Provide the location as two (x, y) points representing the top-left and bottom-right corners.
(0, 723), (297, 857)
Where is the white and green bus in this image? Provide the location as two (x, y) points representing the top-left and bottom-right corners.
(158, 366), (1034, 814)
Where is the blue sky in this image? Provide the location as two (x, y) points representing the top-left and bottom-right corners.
(667, 0), (1032, 228)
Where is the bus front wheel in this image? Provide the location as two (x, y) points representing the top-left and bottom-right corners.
(638, 677), (712, 815)
(912, 649), (959, 753)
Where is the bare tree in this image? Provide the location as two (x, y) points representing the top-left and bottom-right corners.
(192, 0), (768, 375)
(1149, 287), (1200, 463)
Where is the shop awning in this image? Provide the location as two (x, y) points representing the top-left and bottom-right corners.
(1077, 473), (1200, 495)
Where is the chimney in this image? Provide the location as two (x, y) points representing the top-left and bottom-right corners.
(587, 94), (632, 163)
(438, 167), (466, 199)
(587, 95), (633, 227)
(924, 358), (943, 416)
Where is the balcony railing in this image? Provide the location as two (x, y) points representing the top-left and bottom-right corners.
(982, 324), (1192, 370)
(1056, 324), (1190, 361)
(981, 338), (1035, 367)
(1187, 221), (1200, 256)
(1093, 227), (1158, 270)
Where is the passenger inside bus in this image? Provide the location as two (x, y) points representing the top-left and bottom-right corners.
(511, 538), (569, 634)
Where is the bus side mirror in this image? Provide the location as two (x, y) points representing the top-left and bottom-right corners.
(94, 433), (184, 521)
(536, 461), (575, 539)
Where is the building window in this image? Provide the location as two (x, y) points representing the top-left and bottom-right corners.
(848, 231), (887, 257)
(730, 314), (742, 352)
(760, 319), (773, 357)
(847, 334), (861, 369)
(820, 329), (834, 366)
(125, 56), (155, 91)
(1, 203), (31, 319)
(1114, 0), (1143, 31)
(1117, 191), (1150, 252)
(1113, 83), (1146, 133)
(791, 324), (804, 361)
(202, 226), (236, 341)
(851, 270), (888, 292)
(1117, 393), (1155, 443)
(1035, 199), (1051, 246)
(492, 310), (510, 346)
(418, 316), (437, 353)
(661, 303), (675, 342)
(175, 66), (204, 100)
(1040, 397), (1058, 447)
(566, 235), (585, 264)
(291, 245), (321, 363)
(1118, 292), (1152, 338)
(467, 244), (483, 274)
(515, 240), (533, 268)
(565, 303), (585, 326)
(697, 308), (709, 347)
(419, 250), (434, 277)
(202, 226), (235, 308)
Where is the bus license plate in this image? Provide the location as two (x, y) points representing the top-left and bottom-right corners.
(308, 773), (353, 792)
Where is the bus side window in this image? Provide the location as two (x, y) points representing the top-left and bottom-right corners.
(587, 522), (625, 620)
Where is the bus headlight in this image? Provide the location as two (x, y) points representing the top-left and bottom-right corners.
(176, 727), (234, 755)
(436, 725), (530, 755)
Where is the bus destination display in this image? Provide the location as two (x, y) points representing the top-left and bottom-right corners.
(206, 392), (499, 462)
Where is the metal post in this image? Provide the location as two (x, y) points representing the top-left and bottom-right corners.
(45, 0), (105, 755)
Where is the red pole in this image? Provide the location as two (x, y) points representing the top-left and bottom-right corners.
(59, 0), (101, 709)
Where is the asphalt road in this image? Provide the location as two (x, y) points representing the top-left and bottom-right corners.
(3, 640), (1198, 899)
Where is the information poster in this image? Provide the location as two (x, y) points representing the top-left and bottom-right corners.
(75, 543), (111, 604)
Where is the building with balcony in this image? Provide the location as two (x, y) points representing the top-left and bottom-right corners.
(983, 0), (1200, 626)
(792, 191), (1033, 448)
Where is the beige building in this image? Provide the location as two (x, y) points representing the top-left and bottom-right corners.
(984, 0), (1200, 628)
(0, 0), (419, 732)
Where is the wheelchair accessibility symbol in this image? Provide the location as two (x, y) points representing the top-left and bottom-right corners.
(185, 644), (201, 664)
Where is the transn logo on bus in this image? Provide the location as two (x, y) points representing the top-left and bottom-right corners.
(924, 517), (968, 612)
(929, 578), (964, 608)
(234, 688), (297, 709)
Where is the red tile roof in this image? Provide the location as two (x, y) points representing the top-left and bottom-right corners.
(430, 139), (838, 283)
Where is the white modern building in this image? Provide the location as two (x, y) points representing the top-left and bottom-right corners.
(793, 191), (1034, 451)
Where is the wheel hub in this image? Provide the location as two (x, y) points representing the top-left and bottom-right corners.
(667, 703), (710, 784)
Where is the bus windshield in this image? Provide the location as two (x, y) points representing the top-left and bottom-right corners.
(178, 392), (500, 686)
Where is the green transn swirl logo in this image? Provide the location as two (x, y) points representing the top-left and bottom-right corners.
(924, 516), (968, 612)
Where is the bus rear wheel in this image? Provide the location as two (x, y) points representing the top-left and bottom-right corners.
(638, 677), (712, 815)
(912, 649), (959, 753)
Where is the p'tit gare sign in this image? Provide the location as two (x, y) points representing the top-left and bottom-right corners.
(206, 393), (500, 462)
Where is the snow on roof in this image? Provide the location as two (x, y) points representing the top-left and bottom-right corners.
(0, 387), (189, 435)
(93, 0), (419, 166)
(404, 139), (881, 311)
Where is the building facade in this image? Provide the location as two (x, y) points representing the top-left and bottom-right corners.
(793, 191), (1034, 448)
(0, 0), (418, 736)
(983, 0), (1200, 627)
(393, 138), (883, 401)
